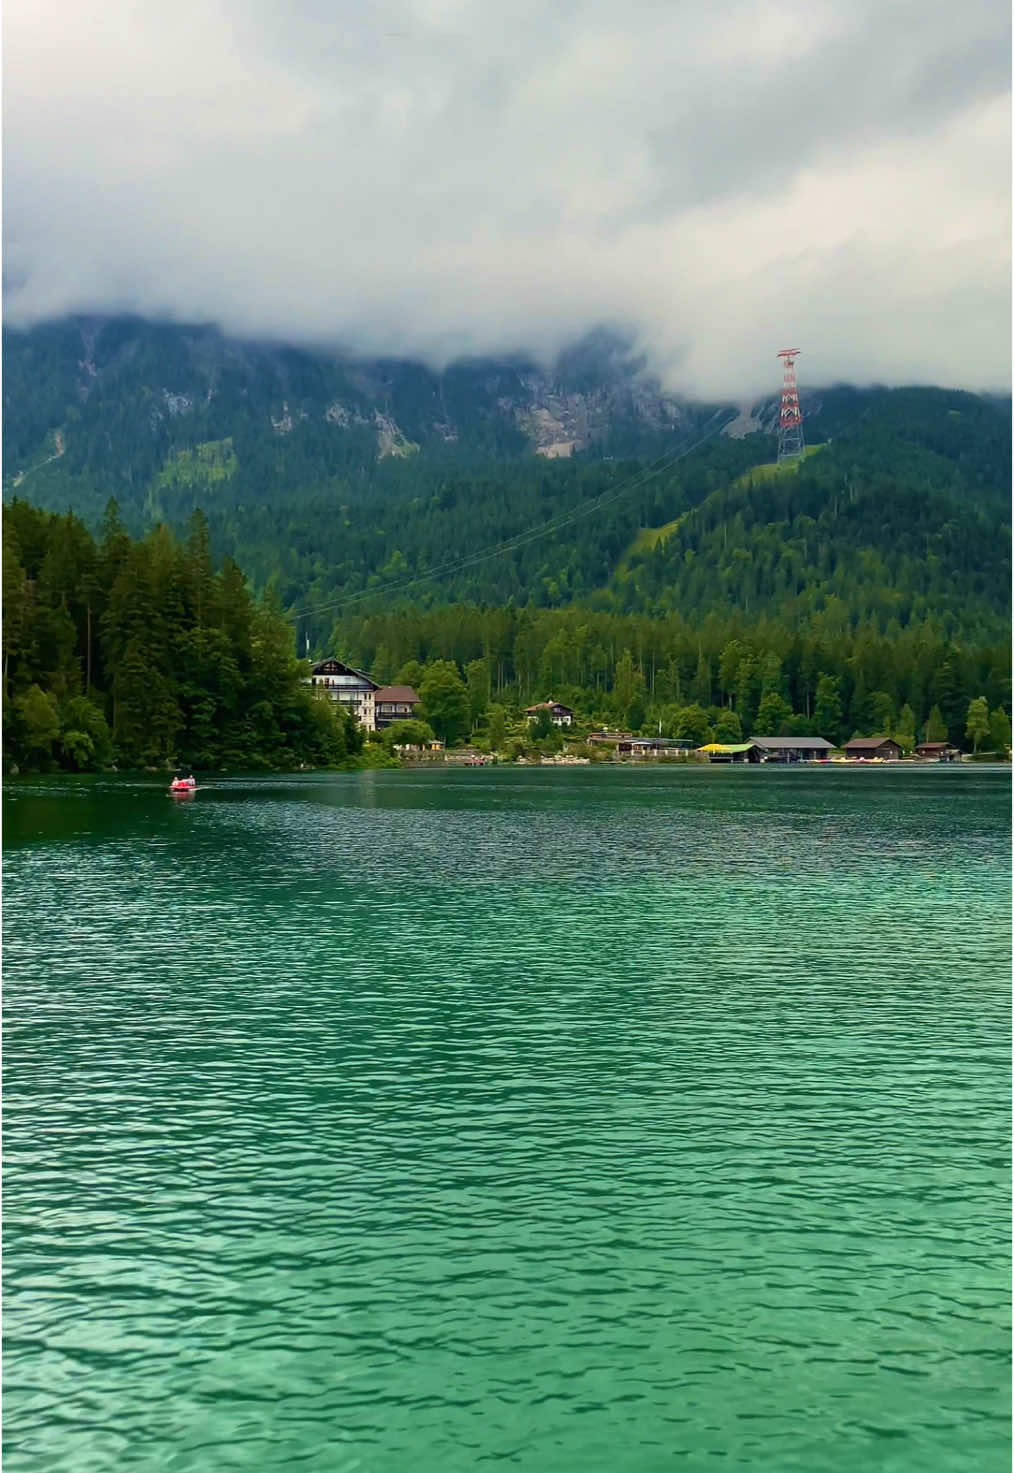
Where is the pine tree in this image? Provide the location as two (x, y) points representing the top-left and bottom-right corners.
(487, 704), (508, 751)
(923, 705), (947, 743)
(866, 691), (895, 735)
(466, 657), (490, 729)
(613, 649), (644, 726)
(185, 508), (216, 628)
(894, 704), (917, 753)
(734, 655), (758, 733)
(718, 640), (743, 705)
(690, 648), (713, 704)
(814, 674), (844, 745)
(759, 651), (784, 695)
(933, 656), (968, 748)
(2, 520), (29, 689)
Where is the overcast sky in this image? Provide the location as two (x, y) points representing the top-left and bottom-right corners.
(4, 0), (1010, 395)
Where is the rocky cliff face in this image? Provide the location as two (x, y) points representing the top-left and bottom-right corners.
(3, 316), (719, 475)
(513, 371), (689, 456)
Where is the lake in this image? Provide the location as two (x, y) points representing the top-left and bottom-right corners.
(3, 765), (1010, 1472)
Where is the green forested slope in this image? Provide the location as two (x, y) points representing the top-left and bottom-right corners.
(3, 318), (1010, 764)
(4, 320), (1008, 647)
(607, 390), (1010, 639)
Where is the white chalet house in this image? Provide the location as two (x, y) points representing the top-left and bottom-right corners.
(525, 701), (574, 727)
(309, 659), (378, 731)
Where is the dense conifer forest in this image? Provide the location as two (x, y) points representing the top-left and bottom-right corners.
(334, 604), (1010, 754)
(3, 501), (363, 772)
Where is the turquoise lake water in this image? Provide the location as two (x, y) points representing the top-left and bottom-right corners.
(3, 766), (1010, 1471)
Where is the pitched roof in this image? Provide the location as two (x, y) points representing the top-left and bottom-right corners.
(698, 742), (757, 753)
(310, 658), (377, 687)
(844, 735), (898, 749)
(625, 737), (690, 748)
(526, 701), (574, 713)
(750, 735), (833, 750)
(374, 686), (420, 704)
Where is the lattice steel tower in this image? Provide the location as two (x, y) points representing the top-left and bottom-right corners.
(776, 348), (805, 463)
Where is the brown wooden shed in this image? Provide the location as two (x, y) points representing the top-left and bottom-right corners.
(842, 736), (903, 761)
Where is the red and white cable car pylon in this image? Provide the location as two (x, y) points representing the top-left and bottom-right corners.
(776, 349), (805, 463)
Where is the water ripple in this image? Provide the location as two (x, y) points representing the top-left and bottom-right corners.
(3, 767), (1010, 1472)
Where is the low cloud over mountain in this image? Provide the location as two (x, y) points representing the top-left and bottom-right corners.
(4, 0), (1010, 396)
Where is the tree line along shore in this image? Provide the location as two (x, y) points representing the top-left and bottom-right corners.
(3, 500), (1010, 774)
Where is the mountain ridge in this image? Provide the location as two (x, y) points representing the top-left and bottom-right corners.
(3, 316), (1010, 653)
(3, 316), (708, 476)
(5, 316), (918, 490)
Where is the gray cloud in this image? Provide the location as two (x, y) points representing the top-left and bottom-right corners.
(3, 0), (1010, 395)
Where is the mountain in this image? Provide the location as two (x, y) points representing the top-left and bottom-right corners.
(2, 317), (707, 491)
(3, 317), (1010, 653)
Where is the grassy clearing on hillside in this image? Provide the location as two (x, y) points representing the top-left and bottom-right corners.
(146, 438), (239, 521)
(613, 442), (828, 583)
(613, 514), (685, 581)
(155, 439), (239, 490)
(617, 444), (826, 568)
(732, 443), (824, 487)
(626, 514), (684, 559)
